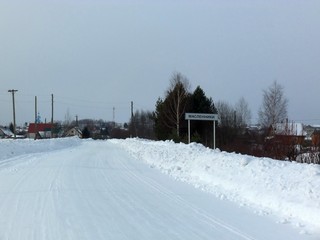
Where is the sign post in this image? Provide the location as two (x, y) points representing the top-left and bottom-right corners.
(185, 113), (218, 149)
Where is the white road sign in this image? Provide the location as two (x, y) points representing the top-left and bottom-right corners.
(185, 113), (218, 121)
(185, 113), (219, 149)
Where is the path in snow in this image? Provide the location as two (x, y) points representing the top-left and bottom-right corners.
(0, 140), (317, 239)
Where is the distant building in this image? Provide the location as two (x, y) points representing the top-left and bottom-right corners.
(264, 121), (307, 160)
(272, 122), (305, 135)
(63, 127), (82, 138)
(270, 122), (306, 145)
(28, 123), (53, 139)
(0, 127), (13, 138)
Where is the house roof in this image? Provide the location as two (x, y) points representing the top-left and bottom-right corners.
(0, 127), (13, 136)
(28, 123), (53, 133)
(64, 127), (82, 137)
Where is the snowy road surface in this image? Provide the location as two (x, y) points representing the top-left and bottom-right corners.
(0, 139), (318, 239)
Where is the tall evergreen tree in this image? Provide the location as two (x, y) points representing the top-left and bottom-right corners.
(154, 98), (171, 140)
(189, 86), (217, 146)
(82, 126), (91, 139)
(190, 86), (216, 113)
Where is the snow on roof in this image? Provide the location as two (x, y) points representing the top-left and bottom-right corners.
(0, 127), (13, 136)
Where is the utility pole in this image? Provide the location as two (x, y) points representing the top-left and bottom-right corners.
(8, 89), (18, 139)
(35, 96), (38, 140)
(130, 101), (137, 137)
(113, 107), (115, 128)
(131, 101), (134, 119)
(51, 94), (54, 138)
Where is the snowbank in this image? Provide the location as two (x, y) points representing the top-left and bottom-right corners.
(0, 137), (82, 162)
(110, 138), (320, 232)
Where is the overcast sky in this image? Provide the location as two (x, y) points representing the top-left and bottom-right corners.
(1, 0), (319, 126)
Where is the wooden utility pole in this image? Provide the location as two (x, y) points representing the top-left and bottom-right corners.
(130, 101), (134, 138)
(76, 115), (78, 127)
(113, 107), (115, 127)
(35, 96), (38, 140)
(8, 89), (18, 139)
(51, 94), (54, 138)
(131, 101), (133, 119)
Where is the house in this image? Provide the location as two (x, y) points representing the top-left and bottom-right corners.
(270, 122), (306, 145)
(0, 127), (13, 138)
(63, 127), (82, 138)
(28, 123), (53, 139)
(265, 121), (307, 160)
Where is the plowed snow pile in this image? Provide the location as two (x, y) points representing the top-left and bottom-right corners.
(0, 137), (82, 162)
(111, 138), (320, 232)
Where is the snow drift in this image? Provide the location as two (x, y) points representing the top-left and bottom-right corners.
(110, 138), (320, 232)
(0, 137), (82, 160)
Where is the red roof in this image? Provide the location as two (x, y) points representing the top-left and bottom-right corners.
(28, 123), (53, 133)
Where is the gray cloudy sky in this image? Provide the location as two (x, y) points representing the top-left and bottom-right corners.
(1, 0), (320, 126)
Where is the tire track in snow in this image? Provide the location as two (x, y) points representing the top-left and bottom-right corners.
(0, 148), (73, 239)
(98, 144), (212, 239)
(0, 154), (43, 239)
(114, 149), (257, 240)
(97, 147), (171, 239)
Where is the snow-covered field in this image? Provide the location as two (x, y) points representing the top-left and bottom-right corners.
(0, 137), (319, 239)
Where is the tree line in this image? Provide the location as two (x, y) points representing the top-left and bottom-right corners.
(130, 72), (253, 149)
(127, 72), (320, 164)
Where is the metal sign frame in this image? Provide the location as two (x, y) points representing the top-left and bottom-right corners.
(185, 113), (218, 149)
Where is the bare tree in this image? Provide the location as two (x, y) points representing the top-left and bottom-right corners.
(259, 81), (288, 128)
(163, 72), (190, 137)
(64, 108), (73, 127)
(235, 97), (251, 128)
(129, 110), (155, 139)
(216, 101), (234, 127)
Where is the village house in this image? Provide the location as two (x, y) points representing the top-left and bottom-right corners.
(0, 127), (13, 138)
(265, 121), (307, 160)
(270, 121), (306, 145)
(28, 123), (53, 139)
(62, 126), (82, 138)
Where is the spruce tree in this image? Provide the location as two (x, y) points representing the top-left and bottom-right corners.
(82, 126), (91, 139)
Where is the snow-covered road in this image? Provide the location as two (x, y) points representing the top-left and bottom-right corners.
(0, 139), (318, 239)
